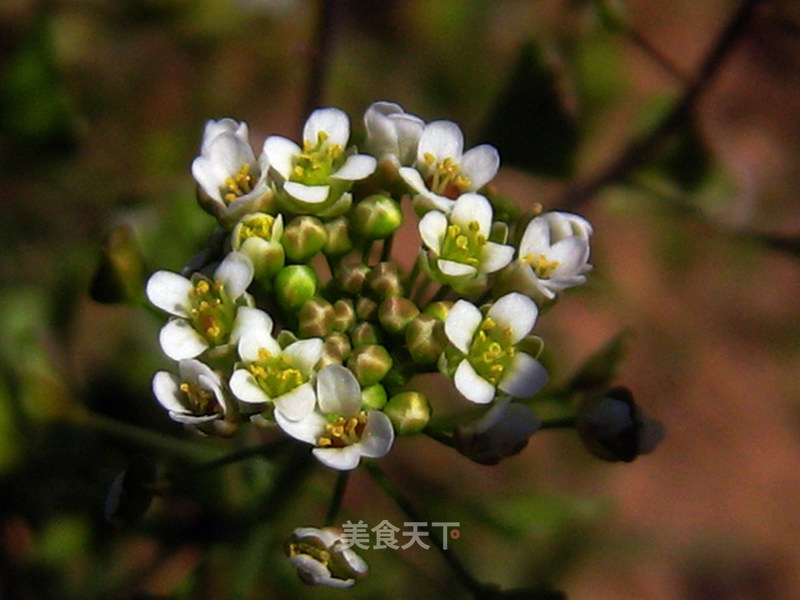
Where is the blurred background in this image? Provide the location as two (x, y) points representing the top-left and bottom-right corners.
(2, 0), (800, 598)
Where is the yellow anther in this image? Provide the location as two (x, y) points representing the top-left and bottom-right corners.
(317, 131), (329, 144)
(468, 220), (480, 232)
(318, 437), (332, 447)
(447, 224), (461, 237)
(258, 348), (272, 361)
(206, 324), (221, 338)
(180, 382), (190, 393)
(477, 234), (487, 245)
(424, 152), (436, 164)
(455, 235), (469, 250)
(195, 280), (210, 294)
(481, 318), (496, 331)
(293, 165), (305, 178)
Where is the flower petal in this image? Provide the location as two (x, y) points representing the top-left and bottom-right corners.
(498, 352), (548, 398)
(274, 382), (316, 421)
(358, 411), (394, 458)
(275, 409), (327, 445)
(230, 307), (273, 347)
(284, 181), (330, 204)
(283, 339), (324, 375)
(312, 445), (363, 471)
(152, 371), (186, 414)
(487, 293), (538, 344)
(398, 166), (429, 195)
(230, 368), (271, 404)
(316, 365), (361, 415)
(518, 216), (552, 256)
(238, 329), (281, 362)
(304, 107), (349, 147)
(263, 136), (301, 179)
(146, 271), (193, 317)
(444, 300), (483, 353)
(451, 193), (492, 233)
(438, 259), (477, 278)
(418, 210), (447, 252)
(418, 120), (463, 162)
(159, 319), (208, 360)
(459, 144), (500, 190)
(214, 251), (253, 299)
(454, 359), (495, 404)
(331, 154), (376, 181)
(481, 242), (515, 273)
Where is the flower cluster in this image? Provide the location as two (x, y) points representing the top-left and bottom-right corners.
(145, 102), (607, 587)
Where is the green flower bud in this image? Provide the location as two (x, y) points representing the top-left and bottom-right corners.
(231, 213), (285, 280)
(423, 300), (453, 321)
(350, 321), (381, 348)
(347, 344), (393, 386)
(361, 383), (387, 410)
(378, 296), (420, 335)
(283, 215), (328, 262)
(323, 216), (353, 256)
(338, 263), (371, 294)
(332, 299), (356, 332)
(405, 313), (448, 364)
(275, 265), (318, 312)
(384, 391), (431, 435)
(366, 262), (403, 298)
(298, 298), (335, 337)
(349, 194), (403, 239)
(318, 335), (346, 368)
(355, 297), (378, 322)
(325, 331), (352, 361)
(90, 225), (144, 304)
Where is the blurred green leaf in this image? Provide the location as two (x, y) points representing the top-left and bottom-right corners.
(482, 41), (578, 178)
(648, 113), (713, 192)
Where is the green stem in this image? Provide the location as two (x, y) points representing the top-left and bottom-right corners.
(190, 437), (293, 475)
(539, 416), (577, 430)
(405, 256), (421, 297)
(325, 470), (350, 526)
(381, 234), (394, 263)
(361, 240), (376, 265)
(363, 462), (485, 597)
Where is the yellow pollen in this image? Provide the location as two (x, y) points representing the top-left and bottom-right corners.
(455, 235), (469, 250)
(424, 152), (436, 164)
(293, 165), (305, 178)
(481, 318), (496, 331)
(258, 348), (272, 361)
(522, 253), (561, 279)
(468, 221), (480, 232)
(195, 280), (210, 294)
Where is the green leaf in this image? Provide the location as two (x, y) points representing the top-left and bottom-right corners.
(481, 41), (578, 178)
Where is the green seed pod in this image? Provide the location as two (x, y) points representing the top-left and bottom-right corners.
(366, 262), (403, 298)
(384, 391), (431, 435)
(349, 194), (403, 239)
(361, 383), (388, 410)
(282, 215), (328, 262)
(405, 313), (448, 364)
(338, 262), (371, 294)
(350, 321), (381, 348)
(274, 265), (318, 312)
(347, 344), (393, 386)
(323, 216), (353, 256)
(378, 296), (420, 335)
(332, 299), (356, 332)
(298, 297), (335, 338)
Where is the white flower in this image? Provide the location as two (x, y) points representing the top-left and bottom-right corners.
(263, 108), (376, 213)
(231, 212), (285, 280)
(146, 252), (258, 360)
(191, 119), (272, 228)
(455, 396), (541, 464)
(515, 211), (593, 301)
(443, 293), (548, 404)
(419, 192), (514, 283)
(275, 365), (394, 470)
(399, 119), (499, 213)
(152, 359), (231, 425)
(286, 526), (368, 588)
(363, 101), (425, 168)
(229, 316), (322, 422)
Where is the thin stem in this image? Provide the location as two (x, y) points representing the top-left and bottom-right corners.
(381, 233), (394, 262)
(625, 26), (690, 84)
(361, 240), (376, 265)
(363, 462), (485, 597)
(303, 0), (338, 120)
(427, 283), (453, 305)
(405, 256), (421, 297)
(539, 416), (577, 430)
(325, 470), (350, 526)
(190, 438), (293, 475)
(558, 0), (761, 210)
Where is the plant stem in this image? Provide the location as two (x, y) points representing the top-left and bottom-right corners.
(363, 462), (485, 597)
(539, 416), (577, 430)
(303, 0), (338, 120)
(325, 470), (350, 526)
(381, 234), (394, 262)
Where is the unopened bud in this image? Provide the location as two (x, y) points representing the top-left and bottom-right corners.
(423, 300), (453, 321)
(349, 194), (403, 239)
(325, 331), (352, 361)
(323, 216), (353, 256)
(298, 298), (335, 337)
(350, 322), (381, 348)
(347, 344), (393, 386)
(576, 387), (664, 462)
(286, 527), (368, 588)
(367, 262), (403, 298)
(384, 391), (431, 435)
(405, 313), (448, 364)
(231, 213), (285, 280)
(275, 265), (318, 312)
(90, 225), (144, 304)
(283, 215), (328, 262)
(455, 397), (540, 465)
(361, 383), (388, 410)
(332, 299), (356, 332)
(355, 297), (378, 322)
(338, 263), (371, 294)
(378, 296), (420, 335)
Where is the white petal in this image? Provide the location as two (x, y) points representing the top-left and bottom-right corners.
(519, 217), (552, 256)
(170, 412), (220, 425)
(152, 371), (186, 414)
(418, 120), (463, 161)
(454, 359), (495, 404)
(191, 156), (227, 202)
(444, 300), (482, 353)
(159, 319), (208, 360)
(438, 259), (477, 278)
(312, 445), (362, 471)
(316, 365), (361, 415)
(398, 166), (429, 195)
(262, 136), (301, 179)
(393, 114), (425, 165)
(498, 353), (548, 398)
(459, 144), (500, 190)
(178, 358), (218, 386)
(230, 369), (271, 404)
(290, 554), (352, 588)
(548, 237), (591, 275)
(331, 153), (376, 181)
(304, 107), (349, 147)
(283, 339), (324, 375)
(481, 242), (515, 273)
(200, 119), (248, 153)
(275, 409), (327, 445)
(238, 330), (280, 362)
(230, 307), (273, 347)
(358, 411), (394, 458)
(451, 193), (492, 233)
(214, 251), (253, 299)
(284, 181), (330, 204)
(364, 102), (403, 153)
(418, 210), (447, 252)
(273, 382), (316, 421)
(487, 293), (538, 343)
(146, 271), (193, 317)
